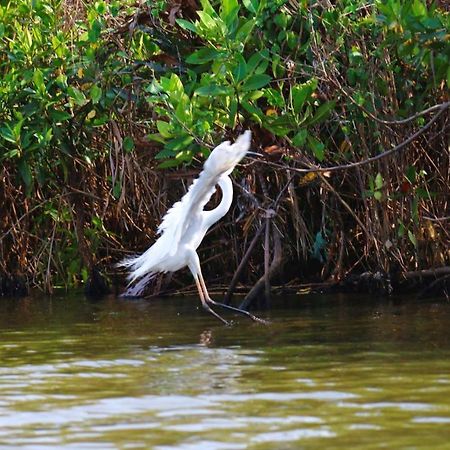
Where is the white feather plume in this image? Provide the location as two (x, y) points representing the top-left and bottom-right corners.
(156, 169), (218, 250)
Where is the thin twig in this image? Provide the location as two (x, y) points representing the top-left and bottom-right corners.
(264, 216), (271, 305)
(423, 216), (450, 222)
(240, 227), (282, 310)
(224, 222), (265, 304)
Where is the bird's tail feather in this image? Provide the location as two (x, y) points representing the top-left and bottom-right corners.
(120, 272), (155, 298)
(117, 251), (159, 297)
(117, 233), (169, 282)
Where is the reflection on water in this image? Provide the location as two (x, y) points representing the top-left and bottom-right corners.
(0, 294), (449, 449)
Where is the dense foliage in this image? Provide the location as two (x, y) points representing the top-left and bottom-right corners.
(0, 0), (448, 297)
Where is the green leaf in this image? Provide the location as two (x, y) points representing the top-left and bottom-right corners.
(274, 13), (289, 30)
(147, 133), (166, 144)
(113, 180), (121, 198)
(408, 230), (417, 248)
(374, 191), (382, 201)
(246, 90), (264, 101)
(12, 120), (24, 140)
(123, 136), (135, 153)
(175, 150), (193, 161)
(236, 18), (256, 40)
(92, 115), (109, 127)
(165, 73), (184, 96)
(155, 147), (175, 159)
(2, 149), (20, 159)
(21, 132), (32, 150)
(165, 135), (194, 152)
(291, 82), (315, 114)
(18, 159), (32, 188)
(241, 74), (271, 91)
(308, 101), (336, 126)
(176, 18), (197, 33)
(197, 11), (216, 30)
(49, 109), (72, 122)
(265, 116), (294, 136)
(157, 159), (183, 169)
(175, 95), (192, 122)
(199, 0), (215, 16)
(405, 165), (416, 184)
(233, 54), (247, 83)
(92, 215), (103, 228)
(0, 126), (16, 143)
(195, 84), (233, 96)
(88, 19), (102, 42)
(241, 101), (263, 124)
(246, 49), (269, 75)
(292, 129), (307, 147)
(375, 172), (383, 190)
(96, 1), (107, 13)
(186, 48), (223, 64)
(222, 0), (239, 28)
(222, 0), (239, 16)
(68, 86), (87, 106)
(229, 98), (238, 128)
(416, 187), (433, 199)
(242, 0), (259, 13)
(44, 127), (53, 144)
(80, 265), (89, 282)
(156, 120), (172, 138)
(90, 84), (102, 104)
(411, 0), (426, 17)
(264, 88), (284, 108)
(33, 69), (45, 93)
(307, 135), (325, 161)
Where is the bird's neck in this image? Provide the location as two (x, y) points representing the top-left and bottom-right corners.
(203, 175), (233, 229)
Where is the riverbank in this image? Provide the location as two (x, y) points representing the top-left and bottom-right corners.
(1, 0), (448, 296)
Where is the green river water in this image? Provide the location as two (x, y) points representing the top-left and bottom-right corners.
(0, 293), (449, 449)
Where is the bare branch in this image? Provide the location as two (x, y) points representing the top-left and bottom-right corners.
(250, 101), (449, 174)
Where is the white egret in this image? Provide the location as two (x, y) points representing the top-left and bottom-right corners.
(119, 131), (265, 325)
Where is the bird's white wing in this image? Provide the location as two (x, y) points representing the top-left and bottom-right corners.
(118, 169), (219, 283)
(157, 168), (219, 255)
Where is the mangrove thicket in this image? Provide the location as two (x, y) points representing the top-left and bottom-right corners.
(0, 0), (449, 303)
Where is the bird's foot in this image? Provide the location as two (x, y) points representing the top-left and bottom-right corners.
(201, 302), (231, 326)
(206, 298), (270, 325)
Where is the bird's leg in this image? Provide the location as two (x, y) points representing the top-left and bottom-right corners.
(189, 252), (229, 324)
(193, 273), (230, 326)
(198, 271), (269, 325)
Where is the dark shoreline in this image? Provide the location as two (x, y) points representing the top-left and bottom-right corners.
(2, 267), (448, 302)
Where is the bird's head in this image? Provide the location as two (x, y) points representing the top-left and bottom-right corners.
(204, 130), (251, 176)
